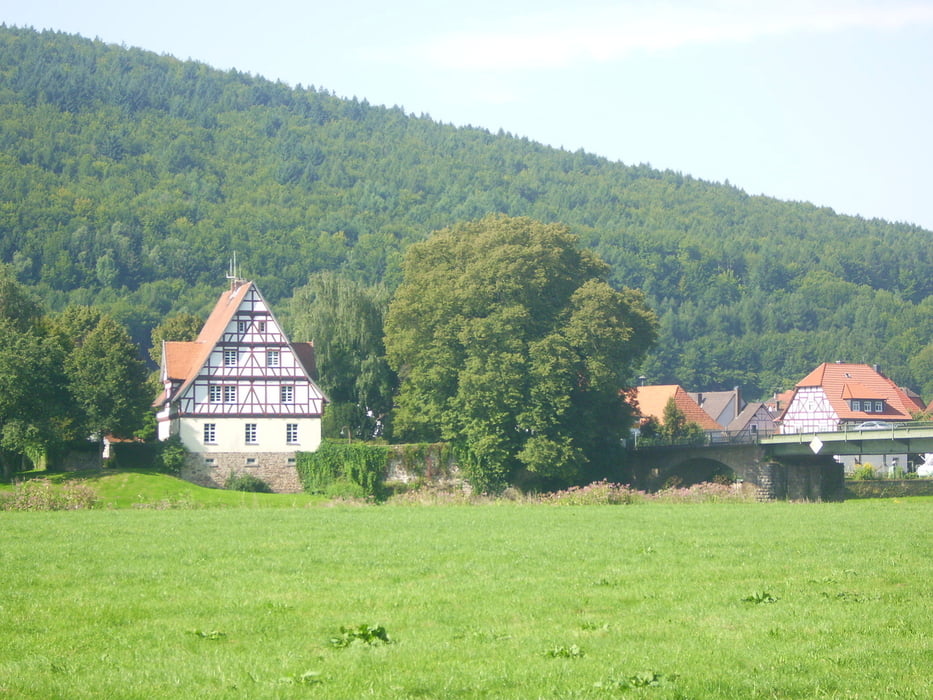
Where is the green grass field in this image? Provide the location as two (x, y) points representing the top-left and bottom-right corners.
(0, 474), (931, 698)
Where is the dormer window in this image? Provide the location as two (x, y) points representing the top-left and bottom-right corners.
(851, 400), (860, 412)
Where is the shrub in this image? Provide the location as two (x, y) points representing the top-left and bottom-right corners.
(156, 435), (188, 475)
(851, 463), (877, 480)
(224, 472), (273, 493)
(0, 478), (100, 511)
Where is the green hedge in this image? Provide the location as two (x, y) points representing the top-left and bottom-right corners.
(295, 441), (390, 499)
(844, 479), (933, 498)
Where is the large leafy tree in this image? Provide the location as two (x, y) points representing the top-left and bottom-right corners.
(289, 272), (395, 439)
(0, 266), (74, 475)
(384, 215), (658, 491)
(61, 310), (150, 441)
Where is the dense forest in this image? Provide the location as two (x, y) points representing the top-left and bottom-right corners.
(2, 25), (933, 402)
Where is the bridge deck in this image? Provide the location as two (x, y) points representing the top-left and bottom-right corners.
(762, 423), (933, 456)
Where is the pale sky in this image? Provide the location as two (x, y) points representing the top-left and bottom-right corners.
(5, 0), (933, 230)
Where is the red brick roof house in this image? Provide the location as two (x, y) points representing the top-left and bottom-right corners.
(777, 363), (924, 435)
(634, 385), (724, 432)
(154, 280), (327, 491)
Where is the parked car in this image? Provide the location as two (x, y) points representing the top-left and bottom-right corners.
(852, 421), (891, 430)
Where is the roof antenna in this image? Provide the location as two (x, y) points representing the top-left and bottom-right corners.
(226, 252), (242, 292)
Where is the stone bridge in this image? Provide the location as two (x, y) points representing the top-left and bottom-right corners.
(627, 442), (843, 501)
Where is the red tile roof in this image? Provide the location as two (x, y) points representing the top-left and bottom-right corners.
(789, 362), (924, 421)
(634, 385), (723, 431)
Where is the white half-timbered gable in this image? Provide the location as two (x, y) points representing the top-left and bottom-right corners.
(778, 362), (924, 435)
(154, 280), (327, 492)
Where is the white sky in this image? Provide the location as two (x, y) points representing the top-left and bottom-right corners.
(5, 0), (933, 230)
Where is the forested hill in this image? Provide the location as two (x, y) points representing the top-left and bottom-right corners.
(2, 25), (933, 401)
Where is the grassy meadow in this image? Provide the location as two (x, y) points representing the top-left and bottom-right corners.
(0, 475), (931, 698)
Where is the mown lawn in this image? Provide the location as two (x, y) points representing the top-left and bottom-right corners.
(0, 495), (930, 698)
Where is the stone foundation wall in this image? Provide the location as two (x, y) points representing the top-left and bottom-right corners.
(181, 452), (303, 493)
(751, 459), (844, 501)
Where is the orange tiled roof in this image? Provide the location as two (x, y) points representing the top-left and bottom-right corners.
(634, 385), (723, 431)
(791, 362), (924, 421)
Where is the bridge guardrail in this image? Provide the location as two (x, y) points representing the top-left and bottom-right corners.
(634, 429), (771, 450)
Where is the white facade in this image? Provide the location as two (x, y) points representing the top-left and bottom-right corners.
(779, 386), (837, 434)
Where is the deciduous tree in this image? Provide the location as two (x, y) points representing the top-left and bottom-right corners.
(384, 215), (657, 490)
(290, 272), (395, 439)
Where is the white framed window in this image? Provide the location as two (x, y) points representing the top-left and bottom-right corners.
(245, 457), (257, 466)
(266, 350), (280, 367)
(209, 385), (221, 403)
(223, 385), (237, 403)
(203, 423), (216, 444)
(257, 321), (267, 333)
(286, 423), (298, 445)
(874, 401), (883, 413)
(851, 400), (861, 412)
(245, 423), (257, 444)
(280, 385), (294, 403)
(237, 320), (248, 334)
(224, 349), (238, 367)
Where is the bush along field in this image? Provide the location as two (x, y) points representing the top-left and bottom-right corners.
(0, 494), (930, 698)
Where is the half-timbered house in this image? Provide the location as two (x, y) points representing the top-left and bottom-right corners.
(154, 279), (326, 492)
(777, 362), (924, 435)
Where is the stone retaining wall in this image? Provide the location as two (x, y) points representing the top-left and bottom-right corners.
(181, 452), (303, 493)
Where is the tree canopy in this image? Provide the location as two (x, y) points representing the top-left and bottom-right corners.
(385, 215), (658, 490)
(0, 265), (149, 475)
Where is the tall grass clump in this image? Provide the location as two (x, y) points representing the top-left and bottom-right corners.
(544, 480), (644, 505)
(0, 478), (100, 510)
(653, 481), (757, 503)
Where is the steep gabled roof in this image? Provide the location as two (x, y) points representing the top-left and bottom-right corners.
(688, 389), (742, 424)
(790, 362), (924, 421)
(726, 402), (775, 433)
(635, 385), (724, 431)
